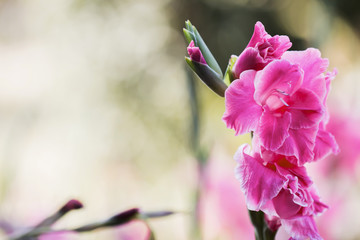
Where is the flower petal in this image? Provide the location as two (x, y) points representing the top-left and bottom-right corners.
(309, 188), (329, 215)
(234, 144), (284, 211)
(232, 48), (266, 78)
(287, 88), (324, 129)
(313, 129), (339, 161)
(223, 70), (262, 135)
(266, 35), (292, 59)
(258, 109), (291, 151)
(275, 161), (313, 188)
(282, 216), (323, 240)
(254, 60), (303, 106)
(282, 48), (329, 100)
(276, 127), (318, 165)
(272, 189), (303, 219)
(247, 21), (270, 48)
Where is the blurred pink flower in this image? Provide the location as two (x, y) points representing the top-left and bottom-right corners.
(114, 220), (151, 240)
(198, 150), (253, 239)
(310, 110), (360, 239)
(223, 48), (337, 165)
(318, 111), (360, 176)
(187, 40), (207, 64)
(235, 144), (327, 240)
(39, 231), (76, 240)
(232, 21), (291, 78)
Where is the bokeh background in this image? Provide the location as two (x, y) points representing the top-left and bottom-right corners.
(0, 0), (360, 239)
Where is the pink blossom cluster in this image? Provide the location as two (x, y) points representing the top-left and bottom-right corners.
(187, 21), (340, 239)
(221, 22), (339, 239)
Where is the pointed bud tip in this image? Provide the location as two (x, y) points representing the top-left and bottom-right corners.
(60, 199), (83, 213)
(110, 208), (140, 223)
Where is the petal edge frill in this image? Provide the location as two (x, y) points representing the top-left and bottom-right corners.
(234, 144), (284, 211)
(223, 71), (262, 135)
(282, 216), (323, 240)
(313, 129), (339, 161)
(276, 127), (318, 165)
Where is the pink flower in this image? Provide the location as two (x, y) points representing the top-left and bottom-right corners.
(39, 231), (76, 240)
(232, 21), (291, 79)
(198, 151), (253, 239)
(114, 220), (151, 240)
(235, 144), (327, 239)
(223, 48), (336, 164)
(315, 110), (360, 176)
(187, 40), (207, 64)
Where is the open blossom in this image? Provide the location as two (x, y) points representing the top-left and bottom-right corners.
(223, 47), (337, 165)
(235, 144), (327, 240)
(232, 21), (291, 79)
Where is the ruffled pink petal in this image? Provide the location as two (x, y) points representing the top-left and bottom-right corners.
(324, 69), (337, 105)
(321, 69), (337, 125)
(309, 189), (329, 215)
(258, 109), (291, 151)
(247, 21), (270, 48)
(223, 70), (262, 135)
(187, 41), (207, 64)
(232, 48), (266, 78)
(282, 216), (323, 240)
(276, 127), (318, 165)
(287, 88), (324, 129)
(234, 144), (284, 211)
(275, 161), (313, 188)
(272, 189), (303, 219)
(266, 35), (292, 59)
(313, 129), (339, 161)
(247, 22), (291, 56)
(282, 48), (329, 100)
(254, 60), (303, 107)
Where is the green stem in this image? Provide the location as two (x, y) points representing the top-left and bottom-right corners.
(248, 210), (265, 240)
(248, 210), (277, 240)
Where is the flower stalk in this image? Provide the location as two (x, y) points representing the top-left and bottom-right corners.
(8, 200), (176, 240)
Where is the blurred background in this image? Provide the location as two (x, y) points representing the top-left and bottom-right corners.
(0, 0), (359, 239)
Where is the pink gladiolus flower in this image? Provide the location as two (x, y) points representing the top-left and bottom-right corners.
(232, 21), (291, 79)
(187, 40), (207, 64)
(223, 47), (337, 164)
(235, 144), (327, 240)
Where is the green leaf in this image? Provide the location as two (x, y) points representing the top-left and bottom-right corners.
(183, 29), (195, 44)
